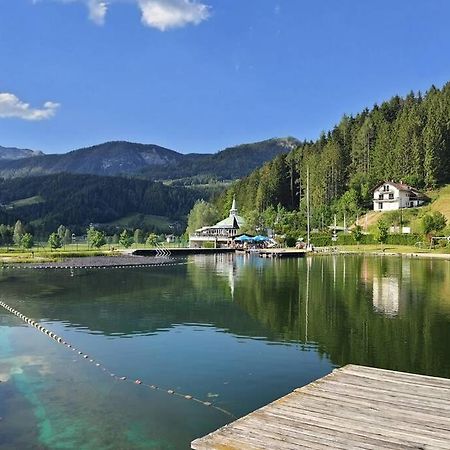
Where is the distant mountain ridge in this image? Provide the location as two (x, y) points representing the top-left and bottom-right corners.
(0, 138), (299, 181)
(0, 145), (43, 161)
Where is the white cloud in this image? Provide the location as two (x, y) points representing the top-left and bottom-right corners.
(86, 0), (108, 25)
(138, 0), (210, 31)
(37, 0), (210, 30)
(0, 93), (60, 121)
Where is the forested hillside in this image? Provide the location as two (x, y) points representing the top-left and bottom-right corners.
(216, 83), (450, 229)
(0, 174), (198, 235)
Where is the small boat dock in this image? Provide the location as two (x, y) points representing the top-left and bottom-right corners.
(191, 364), (450, 449)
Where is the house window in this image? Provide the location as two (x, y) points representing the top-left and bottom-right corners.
(378, 194), (384, 200)
(379, 203), (383, 210)
(384, 185), (390, 191)
(389, 193), (394, 199)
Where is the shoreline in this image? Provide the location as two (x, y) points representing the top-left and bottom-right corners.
(0, 255), (184, 269)
(314, 247), (450, 260)
(1, 247), (450, 268)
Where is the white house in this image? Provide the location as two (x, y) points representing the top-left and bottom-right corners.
(373, 181), (427, 211)
(189, 197), (246, 248)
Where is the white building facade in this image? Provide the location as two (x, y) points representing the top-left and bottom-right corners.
(373, 182), (427, 211)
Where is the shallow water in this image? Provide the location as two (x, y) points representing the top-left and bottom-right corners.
(0, 254), (449, 449)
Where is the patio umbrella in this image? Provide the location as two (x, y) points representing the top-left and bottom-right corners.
(253, 235), (269, 242)
(234, 234), (253, 242)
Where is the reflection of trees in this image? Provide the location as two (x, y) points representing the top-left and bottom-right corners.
(232, 256), (450, 378)
(0, 260), (266, 338)
(1, 255), (449, 377)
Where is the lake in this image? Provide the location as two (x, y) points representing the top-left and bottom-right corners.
(1, 254), (449, 449)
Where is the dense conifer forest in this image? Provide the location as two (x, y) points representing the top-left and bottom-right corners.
(216, 83), (450, 229)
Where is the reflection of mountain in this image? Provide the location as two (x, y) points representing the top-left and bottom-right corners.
(1, 255), (449, 378)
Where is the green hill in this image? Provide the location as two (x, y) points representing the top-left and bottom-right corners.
(0, 174), (198, 235)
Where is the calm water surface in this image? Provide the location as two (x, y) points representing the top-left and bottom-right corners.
(0, 254), (449, 449)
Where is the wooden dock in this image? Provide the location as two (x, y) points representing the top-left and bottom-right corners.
(191, 364), (450, 449)
(257, 249), (308, 258)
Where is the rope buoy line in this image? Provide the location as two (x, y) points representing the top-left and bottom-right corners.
(0, 300), (236, 420)
(0, 261), (191, 271)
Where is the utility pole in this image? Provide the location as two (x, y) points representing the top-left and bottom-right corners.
(306, 166), (311, 249)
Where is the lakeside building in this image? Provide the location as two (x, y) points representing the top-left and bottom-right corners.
(189, 197), (246, 248)
(373, 181), (427, 211)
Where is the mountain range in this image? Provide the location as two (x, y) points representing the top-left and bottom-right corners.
(0, 138), (299, 182)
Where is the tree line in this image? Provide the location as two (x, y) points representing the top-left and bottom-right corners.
(214, 83), (450, 233)
(0, 221), (170, 250)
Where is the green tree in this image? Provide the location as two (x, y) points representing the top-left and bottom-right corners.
(57, 225), (67, 241)
(134, 229), (144, 245)
(13, 220), (24, 246)
(63, 229), (72, 245)
(186, 200), (220, 235)
(353, 224), (363, 245)
(87, 226), (106, 248)
(0, 225), (13, 247)
(119, 229), (133, 248)
(48, 232), (62, 250)
(376, 219), (389, 245)
(422, 212), (447, 239)
(21, 233), (34, 249)
(146, 233), (158, 246)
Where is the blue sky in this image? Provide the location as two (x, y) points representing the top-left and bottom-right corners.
(1, 0), (450, 154)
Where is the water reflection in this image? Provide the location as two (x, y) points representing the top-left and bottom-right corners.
(1, 255), (450, 450)
(373, 276), (401, 316)
(1, 256), (450, 376)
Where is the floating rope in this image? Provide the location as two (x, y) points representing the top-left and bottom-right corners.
(0, 261), (190, 271)
(0, 300), (236, 420)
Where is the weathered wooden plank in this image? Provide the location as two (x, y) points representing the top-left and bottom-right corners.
(245, 412), (415, 450)
(300, 381), (450, 414)
(267, 403), (449, 448)
(341, 365), (450, 388)
(286, 392), (450, 434)
(329, 372), (450, 400)
(191, 365), (450, 450)
(258, 408), (423, 449)
(293, 387), (450, 426)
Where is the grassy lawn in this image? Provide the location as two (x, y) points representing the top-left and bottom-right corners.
(335, 244), (450, 255)
(0, 246), (119, 264)
(428, 184), (450, 222)
(5, 195), (45, 209)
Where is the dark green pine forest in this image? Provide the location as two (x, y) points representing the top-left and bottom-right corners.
(216, 83), (450, 228)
